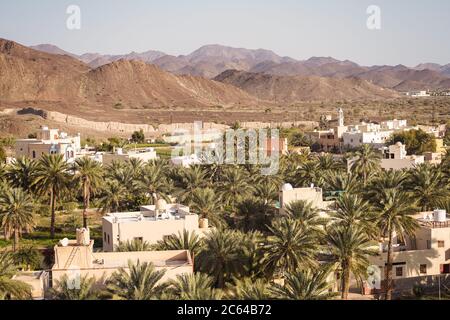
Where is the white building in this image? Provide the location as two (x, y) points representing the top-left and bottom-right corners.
(380, 142), (424, 170)
(15, 127), (81, 163)
(170, 154), (201, 167)
(101, 147), (158, 165)
(279, 183), (334, 212)
(102, 200), (210, 251)
(343, 129), (393, 149)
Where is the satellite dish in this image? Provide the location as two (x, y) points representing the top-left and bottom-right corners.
(60, 238), (69, 247)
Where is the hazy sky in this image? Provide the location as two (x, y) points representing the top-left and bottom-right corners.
(1, 0), (449, 67)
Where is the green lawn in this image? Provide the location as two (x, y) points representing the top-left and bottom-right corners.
(0, 210), (104, 250)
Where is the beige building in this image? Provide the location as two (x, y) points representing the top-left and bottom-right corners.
(101, 147), (158, 165)
(365, 210), (450, 294)
(380, 142), (424, 170)
(15, 126), (81, 163)
(279, 184), (334, 212)
(52, 228), (193, 286)
(102, 200), (210, 251)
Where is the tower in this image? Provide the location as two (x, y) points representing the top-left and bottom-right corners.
(338, 108), (344, 127)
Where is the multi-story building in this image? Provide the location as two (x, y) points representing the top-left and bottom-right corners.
(380, 142), (424, 170)
(15, 126), (81, 163)
(102, 200), (210, 251)
(365, 210), (450, 294)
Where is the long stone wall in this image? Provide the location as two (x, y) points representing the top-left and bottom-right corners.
(14, 107), (318, 135)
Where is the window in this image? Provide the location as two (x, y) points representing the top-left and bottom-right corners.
(32, 150), (36, 159)
(104, 232), (107, 242)
(427, 240), (431, 249)
(438, 241), (445, 248)
(420, 264), (427, 274)
(107, 234), (110, 244)
(395, 267), (403, 277)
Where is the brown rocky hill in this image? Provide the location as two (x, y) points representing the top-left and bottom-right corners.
(0, 39), (258, 111)
(214, 70), (399, 102)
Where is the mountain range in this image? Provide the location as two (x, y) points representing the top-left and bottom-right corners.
(1, 38), (449, 120)
(30, 42), (450, 91)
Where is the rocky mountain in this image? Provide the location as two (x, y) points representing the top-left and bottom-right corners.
(214, 70), (399, 102)
(0, 39), (258, 111)
(30, 42), (450, 90)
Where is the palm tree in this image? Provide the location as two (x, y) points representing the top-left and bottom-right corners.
(0, 251), (31, 300)
(196, 229), (245, 288)
(263, 218), (319, 278)
(349, 144), (381, 185)
(107, 260), (166, 300)
(49, 274), (102, 300)
(227, 277), (272, 300)
(135, 163), (172, 204)
(284, 200), (326, 229)
(6, 157), (38, 192)
(166, 273), (223, 300)
(324, 171), (362, 195)
(407, 164), (449, 211)
(98, 180), (127, 213)
(295, 161), (323, 187)
(374, 189), (419, 300)
(33, 154), (70, 238)
(74, 157), (103, 228)
(13, 246), (42, 271)
(269, 266), (337, 300)
(234, 198), (273, 232)
(325, 225), (377, 300)
(189, 188), (224, 227)
(218, 166), (254, 209)
(331, 193), (376, 236)
(154, 230), (203, 257)
(0, 188), (35, 251)
(177, 166), (208, 203)
(253, 182), (279, 206)
(115, 239), (153, 252)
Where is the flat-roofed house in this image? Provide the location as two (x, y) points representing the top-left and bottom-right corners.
(364, 209), (450, 295)
(102, 200), (210, 251)
(51, 228), (193, 286)
(15, 126), (81, 163)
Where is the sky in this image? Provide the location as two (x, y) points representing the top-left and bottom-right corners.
(0, 0), (449, 67)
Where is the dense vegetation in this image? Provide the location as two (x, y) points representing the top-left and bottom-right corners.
(0, 144), (450, 300)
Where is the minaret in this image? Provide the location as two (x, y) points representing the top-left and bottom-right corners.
(338, 108), (344, 127)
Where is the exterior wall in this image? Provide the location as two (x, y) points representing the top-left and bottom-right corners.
(280, 187), (325, 210)
(103, 214), (201, 251)
(381, 157), (424, 171)
(52, 250), (193, 285)
(343, 130), (393, 149)
(102, 150), (158, 166)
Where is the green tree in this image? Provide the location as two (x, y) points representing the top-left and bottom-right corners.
(154, 230), (203, 258)
(264, 218), (318, 277)
(74, 157), (103, 228)
(0, 251), (31, 300)
(0, 188), (35, 251)
(189, 188), (224, 227)
(270, 266), (337, 300)
(13, 246), (42, 270)
(49, 275), (104, 300)
(33, 155), (70, 238)
(115, 239), (153, 252)
(387, 129), (436, 155)
(107, 260), (166, 300)
(374, 189), (419, 300)
(227, 277), (272, 300)
(166, 273), (222, 300)
(131, 129), (145, 144)
(196, 229), (245, 288)
(326, 225), (376, 300)
(349, 145), (381, 185)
